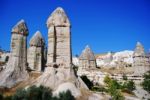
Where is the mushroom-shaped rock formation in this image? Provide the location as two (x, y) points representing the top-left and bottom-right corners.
(46, 7), (70, 27)
(0, 20), (29, 88)
(79, 45), (97, 69)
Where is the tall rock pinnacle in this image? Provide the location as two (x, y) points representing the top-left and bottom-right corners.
(0, 20), (29, 88)
(27, 31), (45, 71)
(133, 42), (150, 76)
(47, 7), (72, 68)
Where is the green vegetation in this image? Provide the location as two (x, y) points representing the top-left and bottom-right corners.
(91, 86), (106, 92)
(0, 85), (75, 100)
(142, 71), (150, 93)
(122, 80), (135, 91)
(105, 78), (125, 100)
(104, 75), (111, 85)
(103, 75), (136, 100)
(80, 74), (135, 100)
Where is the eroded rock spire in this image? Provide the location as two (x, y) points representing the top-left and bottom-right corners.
(27, 31), (46, 71)
(79, 45), (97, 69)
(0, 20), (29, 88)
(47, 7), (72, 67)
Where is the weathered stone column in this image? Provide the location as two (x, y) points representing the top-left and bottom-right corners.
(133, 42), (150, 76)
(79, 45), (97, 69)
(34, 7), (88, 93)
(0, 20), (29, 88)
(46, 7), (72, 68)
(27, 31), (45, 71)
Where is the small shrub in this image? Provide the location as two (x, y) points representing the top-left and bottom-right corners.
(142, 71), (150, 93)
(126, 80), (135, 91)
(58, 90), (75, 100)
(112, 90), (125, 100)
(104, 75), (111, 85)
(91, 86), (106, 92)
(3, 86), (75, 100)
(103, 76), (125, 100)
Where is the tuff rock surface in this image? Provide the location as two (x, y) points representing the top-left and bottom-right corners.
(133, 42), (150, 76)
(27, 31), (45, 71)
(47, 7), (71, 67)
(0, 20), (29, 88)
(79, 45), (97, 69)
(32, 7), (88, 98)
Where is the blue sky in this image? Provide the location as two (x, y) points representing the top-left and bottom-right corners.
(0, 0), (150, 55)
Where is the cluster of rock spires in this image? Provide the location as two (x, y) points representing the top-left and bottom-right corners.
(77, 42), (150, 76)
(0, 6), (150, 99)
(0, 7), (88, 97)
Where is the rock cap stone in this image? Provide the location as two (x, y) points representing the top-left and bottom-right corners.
(11, 19), (28, 36)
(29, 31), (45, 47)
(46, 7), (70, 27)
(79, 45), (96, 60)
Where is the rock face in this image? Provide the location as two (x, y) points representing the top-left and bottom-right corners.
(146, 50), (150, 66)
(27, 31), (45, 71)
(34, 7), (88, 95)
(47, 7), (71, 68)
(96, 50), (133, 68)
(0, 20), (29, 88)
(133, 42), (150, 76)
(79, 45), (97, 69)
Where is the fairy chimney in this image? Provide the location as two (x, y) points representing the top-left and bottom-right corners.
(79, 45), (97, 69)
(27, 31), (45, 71)
(46, 7), (72, 68)
(0, 20), (29, 88)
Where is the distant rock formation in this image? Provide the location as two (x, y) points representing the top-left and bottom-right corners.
(0, 20), (29, 88)
(96, 50), (133, 68)
(79, 45), (97, 69)
(133, 42), (150, 76)
(27, 31), (45, 71)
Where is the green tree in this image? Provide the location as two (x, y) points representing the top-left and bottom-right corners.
(104, 76), (125, 100)
(142, 71), (150, 93)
